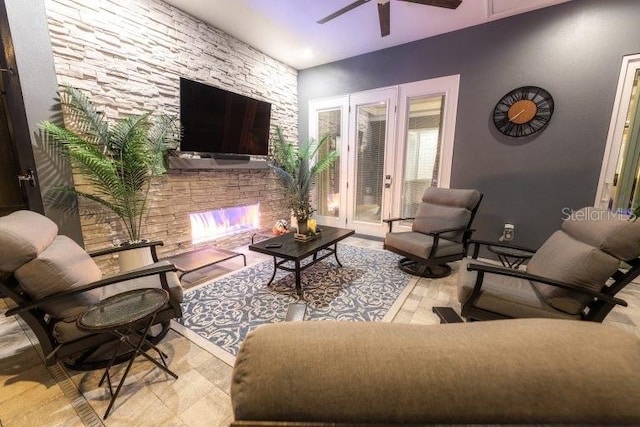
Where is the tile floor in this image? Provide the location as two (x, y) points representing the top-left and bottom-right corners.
(0, 236), (639, 426)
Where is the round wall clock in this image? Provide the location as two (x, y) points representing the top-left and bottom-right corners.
(492, 86), (554, 137)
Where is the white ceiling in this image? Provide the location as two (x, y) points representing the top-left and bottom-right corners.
(162, 0), (570, 70)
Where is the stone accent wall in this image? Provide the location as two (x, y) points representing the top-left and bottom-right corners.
(43, 0), (297, 273)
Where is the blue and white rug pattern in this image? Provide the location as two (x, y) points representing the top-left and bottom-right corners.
(176, 243), (411, 357)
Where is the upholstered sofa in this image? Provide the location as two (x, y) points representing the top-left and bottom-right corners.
(231, 318), (640, 425)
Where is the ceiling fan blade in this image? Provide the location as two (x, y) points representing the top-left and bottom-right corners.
(378, 1), (390, 37)
(317, 0), (371, 24)
(396, 0), (462, 9)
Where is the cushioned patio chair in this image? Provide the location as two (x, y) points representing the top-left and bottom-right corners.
(0, 210), (183, 370)
(457, 207), (640, 322)
(383, 187), (482, 278)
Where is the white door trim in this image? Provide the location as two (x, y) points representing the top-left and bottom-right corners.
(595, 54), (640, 208)
(308, 95), (349, 228)
(394, 74), (460, 193)
(346, 86), (398, 237)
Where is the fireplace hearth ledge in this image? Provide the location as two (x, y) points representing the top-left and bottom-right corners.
(168, 157), (269, 171)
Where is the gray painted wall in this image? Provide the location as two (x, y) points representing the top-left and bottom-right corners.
(298, 0), (638, 248)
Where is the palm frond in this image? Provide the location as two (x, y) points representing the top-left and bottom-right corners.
(59, 85), (110, 148)
(41, 85), (177, 242)
(270, 126), (338, 221)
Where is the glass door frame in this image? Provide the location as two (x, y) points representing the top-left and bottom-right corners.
(389, 75), (460, 231)
(309, 95), (349, 229)
(595, 53), (640, 209)
(345, 86), (398, 237)
(308, 75), (460, 237)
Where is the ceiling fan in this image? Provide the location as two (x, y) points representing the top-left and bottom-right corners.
(317, 0), (462, 37)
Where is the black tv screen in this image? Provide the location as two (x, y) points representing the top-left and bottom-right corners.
(179, 77), (272, 156)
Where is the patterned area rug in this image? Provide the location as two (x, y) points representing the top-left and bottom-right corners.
(174, 243), (414, 361)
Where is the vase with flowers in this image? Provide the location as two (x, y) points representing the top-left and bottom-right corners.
(271, 127), (337, 239)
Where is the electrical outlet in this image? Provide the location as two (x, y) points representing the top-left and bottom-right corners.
(503, 223), (515, 241)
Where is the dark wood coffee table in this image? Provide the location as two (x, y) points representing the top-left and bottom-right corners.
(249, 225), (355, 297)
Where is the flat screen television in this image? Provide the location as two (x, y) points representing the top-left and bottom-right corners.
(179, 77), (272, 157)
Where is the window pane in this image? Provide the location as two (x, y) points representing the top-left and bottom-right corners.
(402, 95), (444, 220)
(355, 103), (386, 224)
(612, 70), (640, 214)
(316, 108), (341, 217)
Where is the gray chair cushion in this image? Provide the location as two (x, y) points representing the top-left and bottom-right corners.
(421, 187), (482, 210)
(562, 207), (640, 261)
(411, 188), (481, 242)
(15, 235), (103, 319)
(52, 318), (94, 344)
(457, 259), (578, 320)
(527, 230), (620, 315)
(0, 210), (58, 272)
(412, 204), (471, 241)
(101, 260), (183, 302)
(385, 231), (463, 259)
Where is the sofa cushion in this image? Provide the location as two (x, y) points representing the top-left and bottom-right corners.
(0, 210), (58, 272)
(527, 230), (619, 315)
(562, 207), (640, 261)
(15, 235), (102, 319)
(231, 319), (640, 424)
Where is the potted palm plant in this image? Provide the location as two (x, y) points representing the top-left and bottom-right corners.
(40, 84), (180, 270)
(271, 127), (338, 237)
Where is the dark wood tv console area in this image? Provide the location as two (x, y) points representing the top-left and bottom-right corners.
(168, 156), (269, 171)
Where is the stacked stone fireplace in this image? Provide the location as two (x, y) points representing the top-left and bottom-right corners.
(42, 0), (298, 275)
(82, 168), (289, 274)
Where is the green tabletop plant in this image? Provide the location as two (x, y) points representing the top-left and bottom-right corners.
(40, 84), (180, 244)
(271, 126), (338, 235)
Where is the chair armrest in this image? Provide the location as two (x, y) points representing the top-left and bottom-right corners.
(468, 239), (537, 259)
(383, 217), (414, 232)
(424, 225), (467, 237)
(466, 263), (626, 307)
(89, 240), (164, 258)
(383, 217), (414, 223)
(5, 263), (178, 316)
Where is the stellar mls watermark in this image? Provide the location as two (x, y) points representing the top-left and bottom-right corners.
(561, 207), (632, 221)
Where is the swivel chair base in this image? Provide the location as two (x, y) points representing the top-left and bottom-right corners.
(399, 258), (452, 278)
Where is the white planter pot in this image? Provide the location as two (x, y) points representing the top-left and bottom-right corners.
(118, 245), (155, 272)
(102, 245), (155, 299)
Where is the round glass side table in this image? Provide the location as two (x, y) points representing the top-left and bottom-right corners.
(77, 287), (178, 420)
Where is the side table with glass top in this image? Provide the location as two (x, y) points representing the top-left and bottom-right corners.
(77, 288), (178, 420)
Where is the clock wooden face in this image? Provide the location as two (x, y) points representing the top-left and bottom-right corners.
(493, 86), (554, 137)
